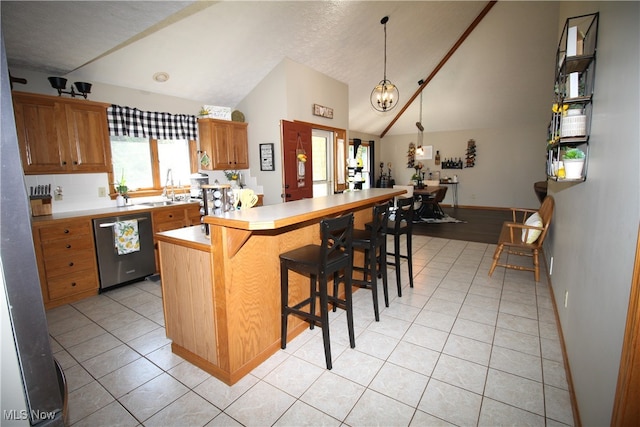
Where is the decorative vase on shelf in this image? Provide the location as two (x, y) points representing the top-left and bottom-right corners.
(561, 109), (586, 137)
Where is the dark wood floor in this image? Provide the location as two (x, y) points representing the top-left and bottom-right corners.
(412, 207), (513, 244)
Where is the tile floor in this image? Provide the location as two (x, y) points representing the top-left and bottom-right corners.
(47, 235), (574, 426)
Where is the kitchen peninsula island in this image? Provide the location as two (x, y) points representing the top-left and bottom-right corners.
(155, 188), (405, 385)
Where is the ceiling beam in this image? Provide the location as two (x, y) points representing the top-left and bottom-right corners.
(380, 0), (498, 138)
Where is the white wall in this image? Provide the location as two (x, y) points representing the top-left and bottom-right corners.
(236, 58), (349, 205)
(381, 125), (546, 209)
(546, 3), (640, 425)
(12, 68), (203, 114)
(377, 1), (557, 210)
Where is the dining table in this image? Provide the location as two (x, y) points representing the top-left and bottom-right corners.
(412, 185), (447, 220)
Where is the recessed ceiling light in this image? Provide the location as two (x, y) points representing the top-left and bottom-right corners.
(153, 72), (170, 83)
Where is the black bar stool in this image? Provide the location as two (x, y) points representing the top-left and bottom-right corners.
(339, 202), (390, 321)
(280, 213), (355, 370)
(386, 196), (415, 296)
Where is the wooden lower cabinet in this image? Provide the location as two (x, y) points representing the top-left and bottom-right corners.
(151, 203), (201, 271)
(31, 203), (202, 308)
(159, 241), (218, 366)
(33, 218), (99, 309)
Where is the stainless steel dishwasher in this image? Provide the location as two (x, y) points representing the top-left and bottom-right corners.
(93, 211), (156, 290)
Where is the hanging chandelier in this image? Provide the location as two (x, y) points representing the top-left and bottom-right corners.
(370, 16), (399, 112)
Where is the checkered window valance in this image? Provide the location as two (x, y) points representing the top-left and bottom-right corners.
(107, 105), (198, 140)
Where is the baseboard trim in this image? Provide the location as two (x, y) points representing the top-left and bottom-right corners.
(543, 255), (582, 427)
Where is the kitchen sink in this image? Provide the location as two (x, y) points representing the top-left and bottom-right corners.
(139, 201), (176, 207)
(138, 199), (197, 207)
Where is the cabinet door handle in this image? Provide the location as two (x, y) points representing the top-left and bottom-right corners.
(66, 244), (71, 249)
(64, 229), (70, 233)
(68, 262), (74, 267)
(71, 282), (76, 287)
(73, 161), (78, 165)
(62, 161), (67, 165)
(168, 214), (173, 218)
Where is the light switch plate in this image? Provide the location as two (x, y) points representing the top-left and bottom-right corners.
(98, 187), (107, 197)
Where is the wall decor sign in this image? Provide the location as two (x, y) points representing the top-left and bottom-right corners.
(313, 103), (333, 119)
(260, 143), (275, 171)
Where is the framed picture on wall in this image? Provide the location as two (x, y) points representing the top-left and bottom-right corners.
(260, 143), (275, 171)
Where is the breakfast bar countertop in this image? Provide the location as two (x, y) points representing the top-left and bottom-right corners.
(157, 187), (405, 385)
(203, 188), (405, 231)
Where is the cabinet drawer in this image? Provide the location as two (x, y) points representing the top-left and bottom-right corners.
(47, 269), (98, 300)
(44, 252), (96, 278)
(39, 221), (92, 241)
(153, 208), (188, 232)
(153, 208), (185, 223)
(42, 236), (94, 256)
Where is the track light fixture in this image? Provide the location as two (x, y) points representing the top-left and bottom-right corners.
(48, 77), (92, 99)
(370, 16), (399, 112)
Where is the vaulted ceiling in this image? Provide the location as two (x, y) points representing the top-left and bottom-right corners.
(1, 1), (557, 137)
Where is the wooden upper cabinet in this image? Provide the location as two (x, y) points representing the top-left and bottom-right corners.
(13, 95), (66, 173)
(12, 92), (111, 174)
(64, 102), (111, 172)
(198, 118), (248, 170)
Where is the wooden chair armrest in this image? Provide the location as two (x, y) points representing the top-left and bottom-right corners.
(503, 222), (544, 243)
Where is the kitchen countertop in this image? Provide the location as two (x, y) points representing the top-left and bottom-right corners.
(155, 226), (210, 251)
(30, 200), (200, 225)
(204, 188), (405, 231)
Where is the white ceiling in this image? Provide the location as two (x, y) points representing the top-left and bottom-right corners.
(1, 1), (556, 137)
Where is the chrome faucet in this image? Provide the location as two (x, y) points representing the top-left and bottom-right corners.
(163, 168), (175, 201)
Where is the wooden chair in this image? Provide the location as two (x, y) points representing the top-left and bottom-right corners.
(488, 196), (554, 282)
(420, 186), (448, 219)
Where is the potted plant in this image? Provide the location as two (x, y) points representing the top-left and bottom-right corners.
(562, 147), (586, 179)
(224, 170), (241, 188)
(114, 170), (128, 206)
(412, 162), (424, 188)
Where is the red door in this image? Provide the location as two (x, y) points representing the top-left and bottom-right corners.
(281, 120), (313, 202)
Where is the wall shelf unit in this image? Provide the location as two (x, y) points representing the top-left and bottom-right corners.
(547, 12), (598, 182)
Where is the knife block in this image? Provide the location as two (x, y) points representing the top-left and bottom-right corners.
(30, 197), (52, 216)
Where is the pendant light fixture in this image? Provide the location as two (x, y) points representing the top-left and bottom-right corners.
(416, 79), (425, 155)
(370, 16), (399, 112)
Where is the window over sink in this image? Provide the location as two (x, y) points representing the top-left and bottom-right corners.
(110, 136), (193, 197)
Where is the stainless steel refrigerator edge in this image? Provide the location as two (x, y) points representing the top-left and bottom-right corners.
(0, 34), (65, 426)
